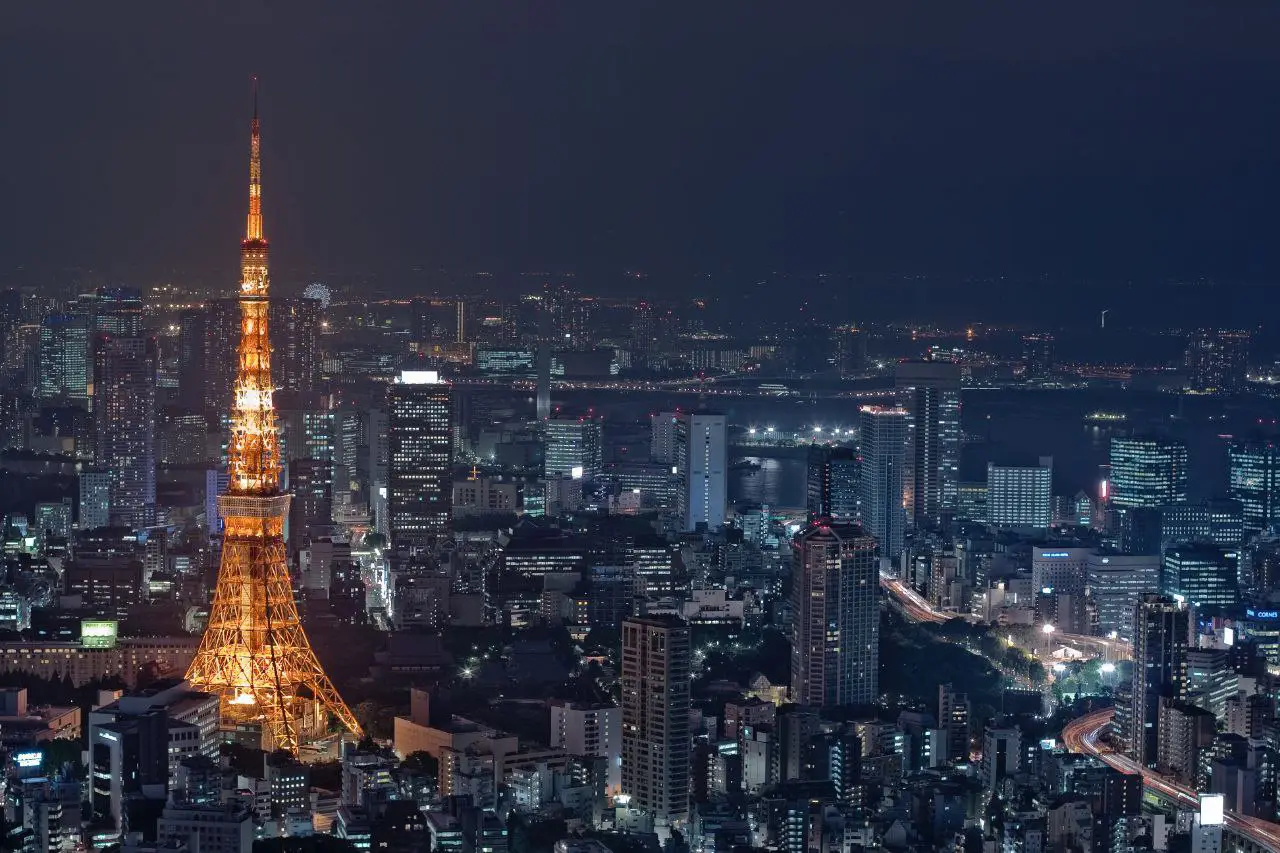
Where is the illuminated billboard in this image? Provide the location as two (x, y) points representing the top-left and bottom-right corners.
(13, 751), (42, 769)
(81, 620), (118, 649)
(1199, 793), (1224, 826)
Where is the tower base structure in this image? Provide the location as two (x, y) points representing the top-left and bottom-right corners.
(187, 493), (362, 754)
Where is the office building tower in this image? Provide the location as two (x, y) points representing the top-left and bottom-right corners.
(1086, 552), (1159, 641)
(544, 417), (603, 481)
(1158, 500), (1244, 553)
(981, 724), (1021, 792)
(78, 470), (111, 531)
(938, 684), (970, 765)
(676, 412), (727, 532)
(387, 369), (453, 545)
(90, 709), (170, 828)
(1185, 329), (1249, 393)
(1109, 436), (1189, 509)
(92, 335), (158, 531)
(1228, 438), (1280, 535)
(37, 313), (91, 401)
(651, 412), (678, 465)
(1021, 334), (1055, 379)
(1128, 594), (1188, 767)
(90, 287), (144, 337)
(790, 520), (879, 707)
(201, 297), (241, 418)
(806, 445), (859, 523)
(1031, 547), (1091, 599)
(550, 700), (622, 791)
(1161, 544), (1239, 612)
(621, 616), (690, 833)
(895, 361), (961, 526)
(270, 298), (320, 393)
(856, 406), (908, 563)
(986, 457), (1053, 529)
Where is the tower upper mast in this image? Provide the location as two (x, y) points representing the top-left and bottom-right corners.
(246, 76), (264, 244)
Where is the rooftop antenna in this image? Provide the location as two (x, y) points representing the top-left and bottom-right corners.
(1100, 309), (1109, 330)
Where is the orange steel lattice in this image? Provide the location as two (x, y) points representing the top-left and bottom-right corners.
(186, 82), (361, 753)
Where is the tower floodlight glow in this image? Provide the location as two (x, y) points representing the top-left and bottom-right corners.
(185, 81), (361, 753)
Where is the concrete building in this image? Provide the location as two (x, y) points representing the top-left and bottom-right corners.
(856, 406), (908, 564)
(621, 616), (690, 834)
(986, 458), (1052, 530)
(789, 520), (879, 708)
(549, 701), (621, 792)
(895, 361), (961, 527)
(387, 369), (453, 545)
(675, 412), (727, 533)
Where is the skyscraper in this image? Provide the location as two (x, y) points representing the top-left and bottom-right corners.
(90, 287), (144, 337)
(185, 86), (360, 753)
(1228, 438), (1280, 535)
(895, 361), (961, 527)
(78, 469), (111, 531)
(1128, 594), (1188, 767)
(1184, 329), (1249, 393)
(37, 313), (90, 401)
(806, 445), (859, 523)
(986, 458), (1053, 530)
(676, 412), (727, 532)
(270, 298), (320, 393)
(1161, 544), (1239, 612)
(92, 334), (158, 530)
(856, 405), (908, 563)
(387, 369), (454, 546)
(1109, 436), (1189, 509)
(790, 520), (879, 707)
(621, 616), (690, 833)
(544, 417), (602, 480)
(1021, 334), (1055, 380)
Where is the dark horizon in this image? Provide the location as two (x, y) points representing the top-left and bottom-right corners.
(6, 3), (1280, 322)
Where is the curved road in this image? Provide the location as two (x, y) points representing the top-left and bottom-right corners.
(1062, 708), (1280, 852)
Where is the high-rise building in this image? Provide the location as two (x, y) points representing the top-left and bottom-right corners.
(856, 406), (908, 563)
(550, 700), (622, 791)
(1161, 544), (1239, 612)
(37, 313), (91, 402)
(676, 412), (727, 532)
(1031, 547), (1092, 600)
(650, 412), (678, 465)
(544, 417), (602, 481)
(938, 684), (970, 765)
(789, 520), (879, 707)
(986, 457), (1053, 529)
(1157, 500), (1244, 553)
(78, 470), (111, 531)
(1109, 436), (1189, 510)
(387, 369), (453, 546)
(1228, 438), (1280, 535)
(621, 616), (690, 833)
(200, 297), (242, 418)
(90, 287), (144, 337)
(92, 334), (158, 531)
(1085, 552), (1159, 641)
(270, 298), (320, 393)
(1128, 594), (1188, 767)
(1021, 334), (1055, 380)
(806, 445), (859, 523)
(895, 361), (961, 527)
(1185, 329), (1249, 393)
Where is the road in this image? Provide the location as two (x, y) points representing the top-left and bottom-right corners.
(879, 575), (951, 624)
(1062, 709), (1280, 852)
(878, 574), (1136, 663)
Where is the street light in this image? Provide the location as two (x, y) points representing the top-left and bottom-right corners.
(1100, 662), (1116, 674)
(1041, 623), (1056, 635)
(1053, 662), (1067, 674)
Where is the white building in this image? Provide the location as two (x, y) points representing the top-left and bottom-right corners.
(987, 458), (1053, 530)
(676, 413), (727, 533)
(550, 701), (621, 792)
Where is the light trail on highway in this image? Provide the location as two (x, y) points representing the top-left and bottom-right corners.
(1062, 708), (1280, 852)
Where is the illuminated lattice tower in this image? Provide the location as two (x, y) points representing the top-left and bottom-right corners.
(186, 82), (361, 753)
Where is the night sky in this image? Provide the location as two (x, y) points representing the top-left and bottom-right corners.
(5, 2), (1280, 310)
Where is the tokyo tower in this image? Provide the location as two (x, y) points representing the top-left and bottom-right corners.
(186, 82), (362, 753)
